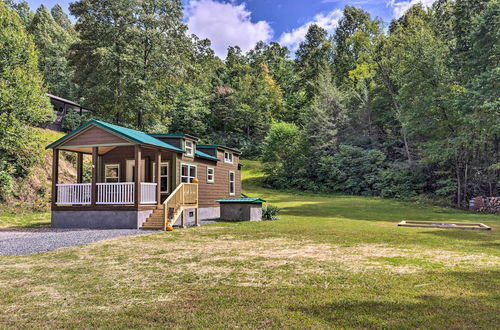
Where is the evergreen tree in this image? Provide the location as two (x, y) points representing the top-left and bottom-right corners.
(295, 24), (333, 105)
(29, 5), (77, 98)
(51, 4), (77, 37)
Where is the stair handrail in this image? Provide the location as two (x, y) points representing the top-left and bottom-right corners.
(162, 183), (198, 230)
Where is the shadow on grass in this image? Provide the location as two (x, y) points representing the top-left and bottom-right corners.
(292, 270), (499, 328)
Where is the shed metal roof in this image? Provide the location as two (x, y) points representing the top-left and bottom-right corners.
(216, 197), (265, 204)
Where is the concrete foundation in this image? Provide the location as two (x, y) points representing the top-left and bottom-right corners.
(52, 210), (153, 229)
(220, 203), (262, 221)
(171, 207), (220, 227)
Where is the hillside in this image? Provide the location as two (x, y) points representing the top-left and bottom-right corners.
(2, 128), (76, 211)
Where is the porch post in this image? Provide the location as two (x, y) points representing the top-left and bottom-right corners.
(91, 147), (98, 206)
(134, 145), (141, 207)
(156, 150), (161, 206)
(51, 149), (59, 207)
(76, 152), (83, 183)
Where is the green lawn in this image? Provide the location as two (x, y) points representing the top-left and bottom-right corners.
(0, 160), (499, 328)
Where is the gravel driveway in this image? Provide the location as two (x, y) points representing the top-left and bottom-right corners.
(0, 228), (156, 256)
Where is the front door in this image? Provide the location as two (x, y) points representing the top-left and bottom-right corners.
(126, 159), (146, 182)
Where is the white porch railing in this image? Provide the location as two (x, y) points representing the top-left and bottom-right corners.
(56, 183), (91, 205)
(97, 182), (135, 205)
(56, 182), (157, 205)
(140, 183), (157, 204)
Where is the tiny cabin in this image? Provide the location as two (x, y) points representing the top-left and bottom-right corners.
(45, 93), (91, 131)
(46, 120), (242, 229)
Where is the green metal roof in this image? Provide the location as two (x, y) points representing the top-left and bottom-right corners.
(46, 120), (183, 152)
(216, 197), (266, 204)
(195, 150), (219, 161)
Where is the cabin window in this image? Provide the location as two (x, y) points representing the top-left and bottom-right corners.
(160, 163), (169, 193)
(181, 163), (197, 183)
(224, 151), (233, 164)
(207, 167), (215, 183)
(105, 164), (120, 183)
(152, 162), (169, 193)
(229, 171), (235, 196)
(185, 140), (194, 157)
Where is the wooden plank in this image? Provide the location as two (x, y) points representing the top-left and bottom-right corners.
(134, 145), (141, 207)
(398, 220), (491, 230)
(156, 150), (161, 206)
(51, 149), (59, 207)
(91, 147), (98, 206)
(76, 152), (83, 183)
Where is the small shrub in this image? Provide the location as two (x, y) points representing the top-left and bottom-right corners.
(0, 170), (13, 201)
(62, 111), (87, 132)
(262, 204), (280, 220)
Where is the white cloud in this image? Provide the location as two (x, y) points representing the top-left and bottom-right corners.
(278, 9), (343, 53)
(387, 0), (436, 19)
(186, 0), (273, 58)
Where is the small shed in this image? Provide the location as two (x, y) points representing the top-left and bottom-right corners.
(217, 197), (265, 221)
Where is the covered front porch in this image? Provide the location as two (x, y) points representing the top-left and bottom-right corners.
(52, 144), (170, 208)
(48, 120), (185, 209)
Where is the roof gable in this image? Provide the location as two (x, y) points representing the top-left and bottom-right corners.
(46, 120), (183, 152)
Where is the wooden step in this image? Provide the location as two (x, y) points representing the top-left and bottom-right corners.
(141, 225), (162, 229)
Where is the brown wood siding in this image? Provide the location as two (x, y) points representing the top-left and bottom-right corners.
(97, 145), (241, 208)
(179, 151), (241, 208)
(100, 146), (175, 187)
(60, 125), (129, 146)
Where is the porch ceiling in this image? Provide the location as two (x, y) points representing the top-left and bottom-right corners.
(58, 145), (118, 155)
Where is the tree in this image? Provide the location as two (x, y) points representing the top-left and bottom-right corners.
(29, 5), (77, 98)
(70, 0), (192, 130)
(4, 0), (33, 28)
(260, 121), (307, 188)
(332, 6), (380, 86)
(51, 4), (77, 37)
(295, 24), (333, 105)
(0, 1), (53, 180)
(332, 6), (382, 145)
(305, 71), (347, 155)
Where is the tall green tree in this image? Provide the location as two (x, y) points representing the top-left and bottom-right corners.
(332, 6), (380, 86)
(295, 24), (333, 108)
(70, 0), (193, 130)
(0, 1), (52, 179)
(29, 5), (77, 98)
(4, 0), (33, 28)
(51, 4), (77, 37)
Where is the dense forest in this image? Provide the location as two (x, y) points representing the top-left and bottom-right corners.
(0, 0), (498, 208)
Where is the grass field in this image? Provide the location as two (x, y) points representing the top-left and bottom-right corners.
(0, 161), (499, 328)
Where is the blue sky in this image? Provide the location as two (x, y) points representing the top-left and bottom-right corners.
(23, 0), (434, 57)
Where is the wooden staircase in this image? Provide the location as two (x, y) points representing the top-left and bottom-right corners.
(140, 183), (198, 230)
(140, 206), (165, 230)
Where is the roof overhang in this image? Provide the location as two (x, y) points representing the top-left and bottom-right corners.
(46, 120), (183, 154)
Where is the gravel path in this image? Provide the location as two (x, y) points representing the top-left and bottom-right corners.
(0, 228), (157, 256)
